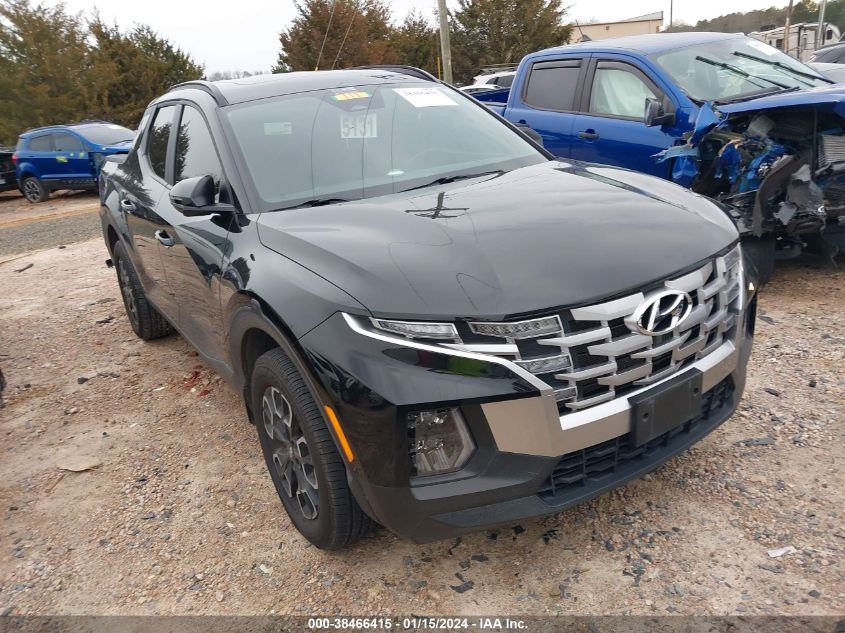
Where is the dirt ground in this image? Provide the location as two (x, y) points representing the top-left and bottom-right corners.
(0, 190), (101, 258)
(0, 194), (843, 616)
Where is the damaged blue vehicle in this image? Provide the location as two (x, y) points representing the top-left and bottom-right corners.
(474, 32), (845, 280)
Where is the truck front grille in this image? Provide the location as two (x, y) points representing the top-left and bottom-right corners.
(457, 245), (743, 414)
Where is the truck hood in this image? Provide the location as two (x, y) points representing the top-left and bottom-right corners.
(256, 161), (738, 319)
(717, 84), (845, 117)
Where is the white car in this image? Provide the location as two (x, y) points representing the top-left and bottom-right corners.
(808, 61), (845, 83)
(459, 71), (515, 92)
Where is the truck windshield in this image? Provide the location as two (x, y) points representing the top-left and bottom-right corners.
(652, 37), (830, 103)
(224, 82), (545, 211)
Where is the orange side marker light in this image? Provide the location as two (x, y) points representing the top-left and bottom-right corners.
(324, 406), (355, 463)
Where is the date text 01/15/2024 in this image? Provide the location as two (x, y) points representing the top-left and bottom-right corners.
(306, 617), (528, 630)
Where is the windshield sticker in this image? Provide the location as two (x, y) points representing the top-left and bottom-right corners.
(264, 122), (293, 136)
(393, 87), (457, 108)
(340, 112), (377, 139)
(747, 39), (778, 56)
(332, 90), (371, 101)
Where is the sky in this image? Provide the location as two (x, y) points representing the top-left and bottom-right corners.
(44, 0), (792, 74)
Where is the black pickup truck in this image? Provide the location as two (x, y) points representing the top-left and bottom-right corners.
(0, 146), (16, 192)
(98, 69), (756, 548)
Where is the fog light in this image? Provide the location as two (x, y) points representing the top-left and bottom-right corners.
(407, 408), (474, 476)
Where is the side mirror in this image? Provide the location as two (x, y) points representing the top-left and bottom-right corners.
(169, 175), (235, 216)
(644, 97), (674, 127)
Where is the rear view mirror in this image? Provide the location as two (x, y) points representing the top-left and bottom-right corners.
(169, 175), (234, 216)
(644, 97), (674, 127)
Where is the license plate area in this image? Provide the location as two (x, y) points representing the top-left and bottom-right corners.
(628, 369), (703, 447)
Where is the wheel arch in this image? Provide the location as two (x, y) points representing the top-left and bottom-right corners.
(227, 293), (376, 523)
(17, 170), (37, 191)
(227, 292), (324, 425)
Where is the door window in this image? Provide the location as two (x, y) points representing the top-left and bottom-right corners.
(523, 60), (581, 112)
(496, 74), (514, 88)
(589, 65), (658, 119)
(174, 106), (222, 184)
(147, 105), (177, 181)
(53, 132), (84, 152)
(28, 135), (52, 151)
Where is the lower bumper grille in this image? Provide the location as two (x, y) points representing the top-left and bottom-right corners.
(537, 377), (735, 504)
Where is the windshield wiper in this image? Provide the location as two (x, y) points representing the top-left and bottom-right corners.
(713, 85), (801, 105)
(695, 55), (791, 91)
(275, 197), (350, 211)
(732, 51), (830, 85)
(399, 170), (504, 193)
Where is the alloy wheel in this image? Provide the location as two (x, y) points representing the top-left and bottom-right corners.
(262, 386), (319, 520)
(23, 180), (40, 202)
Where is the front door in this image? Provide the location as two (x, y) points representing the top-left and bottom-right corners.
(51, 131), (92, 183)
(155, 104), (231, 362)
(571, 59), (681, 178)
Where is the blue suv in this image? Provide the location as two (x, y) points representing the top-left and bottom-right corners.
(14, 121), (134, 203)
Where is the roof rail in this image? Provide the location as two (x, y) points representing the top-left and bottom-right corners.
(167, 80), (229, 106)
(349, 65), (438, 82)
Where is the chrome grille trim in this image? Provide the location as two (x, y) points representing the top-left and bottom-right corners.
(461, 246), (744, 414)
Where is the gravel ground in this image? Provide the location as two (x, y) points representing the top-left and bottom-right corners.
(0, 191), (100, 258)
(0, 233), (843, 616)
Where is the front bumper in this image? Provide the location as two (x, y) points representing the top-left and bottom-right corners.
(299, 291), (755, 543)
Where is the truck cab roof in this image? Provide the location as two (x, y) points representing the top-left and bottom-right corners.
(533, 32), (743, 57)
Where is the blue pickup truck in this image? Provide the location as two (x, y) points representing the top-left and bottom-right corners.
(475, 32), (845, 275)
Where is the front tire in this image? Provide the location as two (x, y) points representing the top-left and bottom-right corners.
(251, 348), (373, 549)
(21, 177), (48, 203)
(112, 241), (173, 340)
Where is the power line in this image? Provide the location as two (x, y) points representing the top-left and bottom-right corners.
(315, 0), (338, 71)
(332, 0), (357, 69)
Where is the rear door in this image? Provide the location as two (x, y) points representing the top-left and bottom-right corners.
(571, 58), (679, 177)
(155, 103), (231, 362)
(52, 131), (92, 183)
(121, 104), (179, 320)
(506, 56), (587, 158)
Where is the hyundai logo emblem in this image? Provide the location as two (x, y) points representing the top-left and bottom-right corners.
(630, 290), (693, 336)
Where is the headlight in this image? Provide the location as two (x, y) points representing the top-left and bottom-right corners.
(371, 318), (459, 341)
(407, 408), (474, 476)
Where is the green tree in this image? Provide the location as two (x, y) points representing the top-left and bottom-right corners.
(392, 11), (439, 76)
(0, 0), (204, 145)
(690, 0), (845, 34)
(0, 0), (95, 144)
(450, 0), (572, 85)
(88, 19), (204, 128)
(274, 0), (396, 72)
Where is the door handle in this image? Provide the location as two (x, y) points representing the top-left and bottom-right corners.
(155, 230), (175, 248)
(119, 198), (136, 213)
(577, 130), (600, 140)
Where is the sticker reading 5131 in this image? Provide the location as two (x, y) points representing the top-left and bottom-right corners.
(393, 87), (458, 108)
(340, 112), (377, 139)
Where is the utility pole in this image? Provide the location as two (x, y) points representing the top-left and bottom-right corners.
(669, 0), (673, 29)
(437, 0), (453, 84)
(817, 0), (829, 50)
(784, 0), (793, 55)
